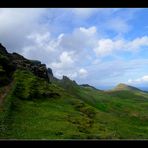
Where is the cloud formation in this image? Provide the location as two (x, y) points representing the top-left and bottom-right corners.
(128, 75), (148, 84)
(94, 36), (148, 57)
(0, 8), (148, 89)
(79, 68), (88, 78)
(50, 51), (75, 69)
(0, 8), (46, 52)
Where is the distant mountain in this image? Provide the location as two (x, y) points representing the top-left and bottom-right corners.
(113, 83), (142, 92)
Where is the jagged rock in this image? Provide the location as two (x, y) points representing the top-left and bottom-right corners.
(33, 64), (48, 80)
(0, 43), (8, 54)
(47, 68), (53, 82)
(62, 75), (71, 81)
(72, 80), (77, 85)
(47, 68), (53, 76)
(10, 52), (49, 80)
(0, 43), (53, 84)
(0, 44), (16, 86)
(62, 75), (77, 85)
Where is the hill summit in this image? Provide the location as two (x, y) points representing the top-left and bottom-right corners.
(113, 83), (141, 91)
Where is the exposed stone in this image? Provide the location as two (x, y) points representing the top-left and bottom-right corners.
(0, 43), (53, 83)
(47, 68), (54, 82)
(63, 75), (71, 81)
(47, 68), (53, 76)
(0, 43), (8, 54)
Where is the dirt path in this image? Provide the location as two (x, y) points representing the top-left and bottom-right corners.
(0, 84), (12, 106)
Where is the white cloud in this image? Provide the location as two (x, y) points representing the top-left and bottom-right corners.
(0, 8), (147, 88)
(50, 51), (74, 70)
(0, 8), (46, 52)
(67, 72), (78, 79)
(21, 32), (64, 64)
(127, 36), (148, 50)
(20, 25), (97, 80)
(78, 68), (88, 78)
(59, 51), (74, 65)
(53, 71), (78, 79)
(94, 36), (148, 57)
(51, 66), (88, 80)
(76, 58), (148, 87)
(128, 75), (148, 84)
(59, 26), (97, 52)
(79, 26), (96, 36)
(94, 39), (124, 56)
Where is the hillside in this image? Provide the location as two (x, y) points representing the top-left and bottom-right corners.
(1, 44), (148, 139)
(113, 83), (142, 92)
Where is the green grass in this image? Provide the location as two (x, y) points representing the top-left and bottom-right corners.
(1, 70), (148, 139)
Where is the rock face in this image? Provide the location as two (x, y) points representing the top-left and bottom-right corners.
(0, 43), (8, 54)
(0, 44), (16, 86)
(47, 68), (53, 82)
(62, 76), (71, 81)
(0, 43), (53, 85)
(10, 52), (49, 80)
(61, 76), (77, 86)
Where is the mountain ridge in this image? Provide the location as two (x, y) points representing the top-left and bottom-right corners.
(0, 43), (144, 92)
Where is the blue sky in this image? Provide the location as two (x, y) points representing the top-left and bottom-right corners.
(0, 8), (148, 90)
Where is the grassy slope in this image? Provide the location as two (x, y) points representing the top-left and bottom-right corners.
(57, 83), (148, 139)
(0, 70), (114, 139)
(0, 70), (148, 139)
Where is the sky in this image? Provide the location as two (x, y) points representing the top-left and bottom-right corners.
(0, 8), (148, 90)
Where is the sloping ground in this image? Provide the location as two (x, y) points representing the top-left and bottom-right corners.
(1, 70), (148, 139)
(0, 84), (12, 107)
(112, 83), (142, 92)
(0, 70), (115, 139)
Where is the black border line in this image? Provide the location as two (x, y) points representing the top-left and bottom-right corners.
(0, 0), (148, 147)
(0, 0), (148, 8)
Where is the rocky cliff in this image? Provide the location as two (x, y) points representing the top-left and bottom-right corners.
(0, 43), (53, 86)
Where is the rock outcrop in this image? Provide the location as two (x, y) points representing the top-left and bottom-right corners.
(0, 43), (8, 54)
(62, 76), (77, 85)
(10, 52), (49, 80)
(0, 46), (16, 86)
(47, 68), (54, 82)
(0, 43), (53, 85)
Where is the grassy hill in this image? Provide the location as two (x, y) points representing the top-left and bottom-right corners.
(0, 70), (148, 139)
(112, 83), (142, 92)
(1, 44), (148, 139)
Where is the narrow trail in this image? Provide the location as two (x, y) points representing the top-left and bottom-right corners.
(0, 84), (12, 106)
